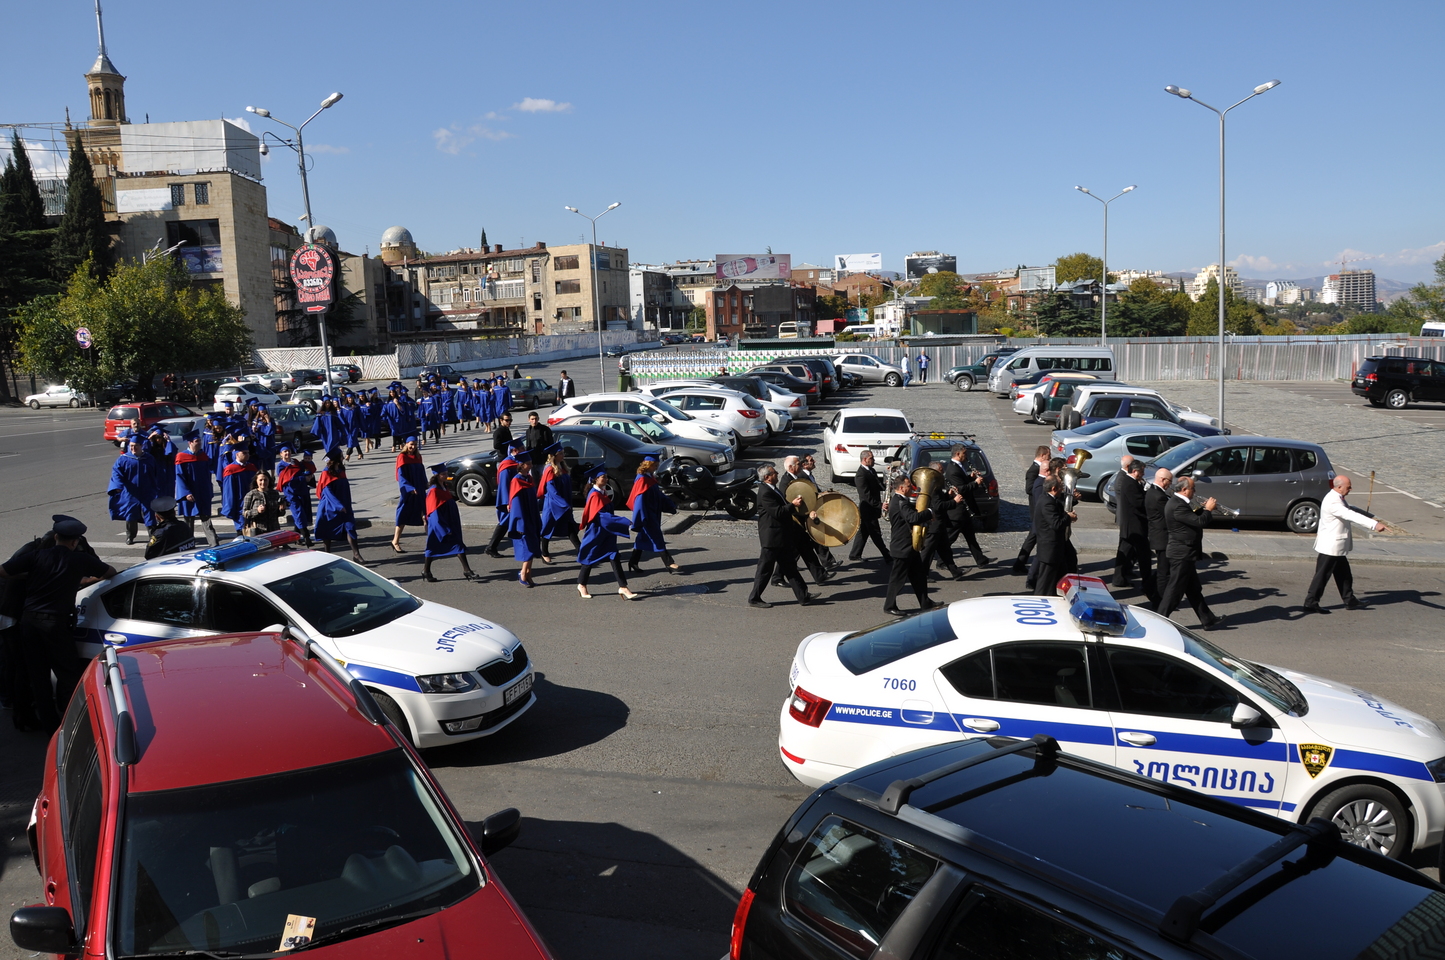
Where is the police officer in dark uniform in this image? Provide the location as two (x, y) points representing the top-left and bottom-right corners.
(0, 516), (116, 731)
(145, 496), (197, 559)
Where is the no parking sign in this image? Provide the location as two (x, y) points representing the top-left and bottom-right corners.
(76, 327), (92, 349)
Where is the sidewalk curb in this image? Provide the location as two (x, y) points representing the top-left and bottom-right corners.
(1072, 545), (1445, 569)
(663, 513), (703, 536)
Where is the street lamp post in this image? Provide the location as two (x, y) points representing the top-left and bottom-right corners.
(1164, 79), (1280, 427)
(564, 202), (621, 386)
(247, 92), (344, 385)
(1073, 185), (1136, 344)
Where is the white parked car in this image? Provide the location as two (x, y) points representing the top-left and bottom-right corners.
(779, 576), (1445, 861)
(214, 381), (280, 410)
(641, 382), (793, 440)
(832, 353), (906, 387)
(547, 393), (737, 449)
(74, 534), (536, 748)
(243, 373), (286, 392)
(821, 407), (914, 481)
(651, 387), (771, 446)
(24, 383), (87, 408)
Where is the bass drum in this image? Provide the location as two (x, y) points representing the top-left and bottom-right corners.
(810, 493), (860, 548)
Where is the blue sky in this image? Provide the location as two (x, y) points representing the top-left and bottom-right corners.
(4, 0), (1443, 282)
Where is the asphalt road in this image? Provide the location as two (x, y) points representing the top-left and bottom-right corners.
(2, 370), (1445, 958)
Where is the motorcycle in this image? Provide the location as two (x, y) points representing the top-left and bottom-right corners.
(657, 461), (758, 520)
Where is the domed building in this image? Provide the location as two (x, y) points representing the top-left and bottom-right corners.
(380, 226), (417, 265)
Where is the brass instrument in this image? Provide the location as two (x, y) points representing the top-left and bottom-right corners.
(784, 480), (818, 513)
(1189, 491), (1240, 518)
(1061, 447), (1091, 513)
(811, 493), (861, 547)
(909, 466), (943, 552)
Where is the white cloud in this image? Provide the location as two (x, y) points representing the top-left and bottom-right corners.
(1229, 254), (1289, 276)
(434, 123), (515, 154)
(225, 115), (254, 133)
(513, 97), (572, 113)
(1370, 242), (1445, 269)
(483, 111), (505, 120)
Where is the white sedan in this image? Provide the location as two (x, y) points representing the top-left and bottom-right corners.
(779, 575), (1445, 861)
(25, 384), (87, 408)
(74, 534), (536, 748)
(641, 383), (791, 440)
(821, 407), (914, 481)
(548, 393), (737, 449)
(214, 381), (281, 410)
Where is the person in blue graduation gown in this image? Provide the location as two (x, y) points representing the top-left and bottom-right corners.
(314, 449), (365, 563)
(312, 398), (341, 455)
(339, 394), (365, 461)
(627, 455), (680, 574)
(485, 441), (525, 558)
(576, 469), (638, 600)
(219, 444), (258, 533)
(363, 389), (383, 451)
(251, 409), (277, 472)
(391, 436), (425, 552)
(504, 451), (542, 587)
(173, 430), (219, 546)
(439, 381), (457, 434)
(497, 376), (513, 414)
(537, 445), (579, 563)
(108, 436), (156, 544)
(276, 445), (315, 546)
(382, 391), (404, 450)
(423, 463), (477, 582)
(457, 383), (475, 431)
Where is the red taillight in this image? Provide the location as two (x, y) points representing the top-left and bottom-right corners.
(1066, 454), (1077, 466)
(546, 416), (563, 425)
(1364, 373), (1378, 382)
(740, 409), (761, 418)
(729, 888), (756, 960)
(789, 687), (832, 727)
(987, 477), (998, 497)
(833, 444), (847, 454)
(790, 398), (802, 407)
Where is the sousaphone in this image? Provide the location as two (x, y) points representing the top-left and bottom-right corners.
(810, 492), (860, 547)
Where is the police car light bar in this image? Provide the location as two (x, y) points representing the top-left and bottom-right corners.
(196, 529), (304, 567)
(1059, 574), (1128, 636)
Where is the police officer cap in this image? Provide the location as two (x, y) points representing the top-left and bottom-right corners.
(51, 515), (87, 538)
(150, 495), (177, 514)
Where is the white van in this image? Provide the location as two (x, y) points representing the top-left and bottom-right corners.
(777, 321), (812, 339)
(838, 324), (878, 339)
(988, 345), (1116, 395)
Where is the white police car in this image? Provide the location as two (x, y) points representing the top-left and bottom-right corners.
(779, 575), (1445, 860)
(74, 532), (535, 749)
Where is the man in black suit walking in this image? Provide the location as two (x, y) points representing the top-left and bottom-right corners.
(1032, 477), (1077, 596)
(1012, 445), (1051, 574)
(1112, 459), (1158, 606)
(1145, 467), (1174, 605)
(884, 474), (938, 617)
(774, 455), (832, 586)
(1159, 477), (1221, 627)
(747, 463), (815, 608)
(849, 449), (888, 561)
(940, 444), (993, 570)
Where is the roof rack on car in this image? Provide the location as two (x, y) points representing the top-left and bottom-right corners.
(101, 646), (138, 765)
(1159, 818), (1337, 943)
(877, 735), (1059, 815)
(279, 625), (389, 727)
(911, 432), (976, 441)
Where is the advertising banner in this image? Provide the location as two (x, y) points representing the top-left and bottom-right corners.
(715, 254), (791, 281)
(905, 253), (957, 279)
(834, 253), (882, 274)
(289, 243), (337, 314)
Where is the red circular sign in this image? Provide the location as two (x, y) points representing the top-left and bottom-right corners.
(289, 243), (337, 314)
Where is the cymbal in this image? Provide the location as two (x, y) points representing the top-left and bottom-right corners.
(785, 480), (818, 513)
(812, 492), (860, 547)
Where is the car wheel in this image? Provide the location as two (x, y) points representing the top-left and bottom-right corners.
(1384, 388), (1409, 410)
(1285, 498), (1321, 534)
(1308, 784), (1409, 859)
(457, 472), (491, 507)
(1091, 474), (1112, 502)
(27, 400), (39, 409)
(884, 372), (902, 388)
(69, 398), (80, 408)
(607, 478), (626, 505)
(294, 431), (307, 449)
(955, 375), (974, 392)
(1029, 396), (1045, 424)
(674, 458), (699, 471)
(368, 690), (416, 747)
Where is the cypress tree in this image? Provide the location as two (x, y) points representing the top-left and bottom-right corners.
(53, 134), (109, 281)
(0, 132), (48, 232)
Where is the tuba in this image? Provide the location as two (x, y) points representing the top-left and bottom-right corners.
(909, 466), (943, 552)
(1062, 448), (1091, 513)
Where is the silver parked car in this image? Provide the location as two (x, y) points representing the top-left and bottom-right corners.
(1103, 435), (1335, 533)
(24, 383), (87, 408)
(832, 353), (906, 387)
(1049, 420), (1199, 499)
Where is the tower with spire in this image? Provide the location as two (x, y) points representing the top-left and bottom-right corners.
(85, 0), (127, 127)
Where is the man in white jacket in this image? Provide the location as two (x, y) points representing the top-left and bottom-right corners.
(1303, 476), (1385, 614)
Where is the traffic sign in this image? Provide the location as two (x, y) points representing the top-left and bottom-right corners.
(75, 327), (92, 349)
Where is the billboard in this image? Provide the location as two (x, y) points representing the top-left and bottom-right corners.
(835, 253), (882, 274)
(905, 252), (957, 279)
(715, 254), (791, 281)
(289, 243), (338, 314)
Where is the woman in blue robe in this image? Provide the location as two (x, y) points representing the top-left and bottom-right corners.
(478, 383), (496, 429)
(504, 452), (542, 586)
(538, 447), (579, 563)
(576, 469), (637, 600)
(276, 445), (314, 546)
(219, 446), (258, 533)
(391, 436), (425, 552)
(251, 410), (277, 472)
(312, 398), (341, 455)
(423, 463), (477, 582)
(173, 430), (219, 545)
(627, 455), (680, 574)
(314, 450), (365, 563)
(497, 377), (513, 414)
(339, 394), (364, 460)
(382, 392), (404, 450)
(108, 437), (156, 544)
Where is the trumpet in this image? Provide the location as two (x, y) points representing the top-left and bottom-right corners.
(910, 466), (942, 552)
(1190, 493), (1241, 518)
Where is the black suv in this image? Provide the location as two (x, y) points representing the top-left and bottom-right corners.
(731, 736), (1445, 960)
(1352, 355), (1445, 409)
(884, 435), (1000, 531)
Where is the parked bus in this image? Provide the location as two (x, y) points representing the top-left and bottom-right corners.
(1421, 321), (1445, 338)
(777, 320), (812, 338)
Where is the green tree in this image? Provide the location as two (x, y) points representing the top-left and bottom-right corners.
(0, 132), (48, 232)
(1109, 278), (1188, 337)
(814, 293), (850, 320)
(1186, 278), (1263, 336)
(1029, 291), (1096, 337)
(1054, 252), (1108, 285)
(1370, 253), (1445, 333)
(17, 256), (251, 396)
(916, 270), (965, 302)
(52, 135), (110, 282)
(687, 305), (707, 332)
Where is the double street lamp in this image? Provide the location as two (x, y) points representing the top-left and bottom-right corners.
(247, 92), (344, 382)
(1073, 184), (1135, 344)
(564, 202), (621, 385)
(1164, 79), (1280, 427)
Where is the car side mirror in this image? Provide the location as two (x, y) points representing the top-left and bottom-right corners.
(476, 807), (522, 856)
(1230, 702), (1264, 729)
(1192, 470), (1206, 479)
(9, 906), (77, 954)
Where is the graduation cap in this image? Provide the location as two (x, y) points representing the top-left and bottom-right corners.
(640, 454), (660, 464)
(429, 462), (448, 474)
(325, 447), (344, 462)
(514, 449), (533, 463)
(584, 465), (609, 484)
(276, 442), (292, 452)
(507, 439), (525, 452)
(542, 441), (562, 457)
(182, 429), (201, 442)
(404, 434), (418, 443)
(51, 515), (87, 538)
(124, 434), (143, 447)
(301, 448), (314, 458)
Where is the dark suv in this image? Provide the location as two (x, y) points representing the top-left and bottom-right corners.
(1352, 355), (1445, 409)
(729, 736), (1445, 960)
(884, 436), (1000, 531)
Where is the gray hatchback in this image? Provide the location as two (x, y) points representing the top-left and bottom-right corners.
(1103, 435), (1335, 533)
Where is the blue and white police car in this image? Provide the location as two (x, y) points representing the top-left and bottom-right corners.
(779, 575), (1445, 860)
(74, 532), (536, 749)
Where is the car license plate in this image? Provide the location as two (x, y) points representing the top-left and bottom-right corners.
(504, 673), (533, 705)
